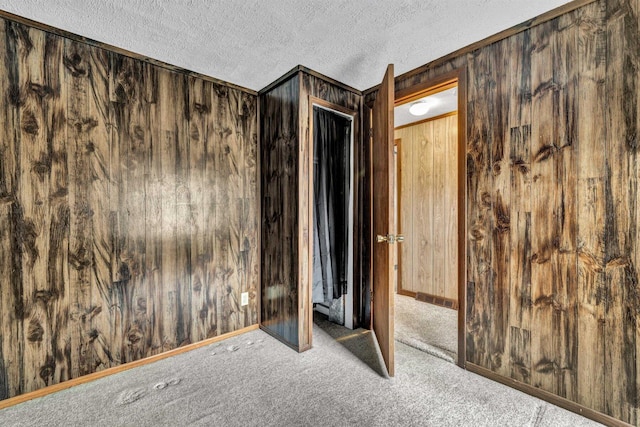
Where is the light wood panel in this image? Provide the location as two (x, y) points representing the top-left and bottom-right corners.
(395, 114), (458, 302)
(0, 17), (258, 402)
(367, 0), (640, 424)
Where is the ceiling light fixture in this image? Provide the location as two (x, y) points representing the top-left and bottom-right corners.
(409, 100), (430, 116)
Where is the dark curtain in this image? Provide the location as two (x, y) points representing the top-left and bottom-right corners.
(312, 107), (351, 303)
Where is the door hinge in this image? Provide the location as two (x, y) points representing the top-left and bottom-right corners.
(369, 127), (374, 139)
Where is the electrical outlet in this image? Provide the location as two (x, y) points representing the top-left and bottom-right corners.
(241, 292), (249, 306)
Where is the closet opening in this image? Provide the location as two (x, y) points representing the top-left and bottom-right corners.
(309, 99), (356, 329)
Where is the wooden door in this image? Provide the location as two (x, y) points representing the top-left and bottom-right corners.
(372, 65), (395, 376)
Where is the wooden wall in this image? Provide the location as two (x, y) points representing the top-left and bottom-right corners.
(0, 18), (259, 401)
(260, 68), (362, 350)
(367, 0), (639, 424)
(260, 75), (300, 348)
(395, 114), (458, 302)
(299, 72), (362, 336)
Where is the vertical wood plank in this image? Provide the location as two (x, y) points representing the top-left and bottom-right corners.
(44, 30), (70, 388)
(260, 76), (300, 347)
(466, 46), (495, 368)
(413, 121), (434, 296)
(157, 68), (181, 351)
(18, 26), (52, 393)
(395, 128), (413, 294)
(0, 19), (25, 399)
(174, 73), (191, 346)
(111, 56), (150, 362)
(65, 38), (96, 379)
(202, 79), (219, 339)
(489, 39), (511, 377)
(604, 0), (639, 422)
(508, 29), (533, 385)
(239, 90), (259, 327)
(444, 114), (459, 302)
(529, 19), (558, 394)
(553, 12), (579, 402)
(187, 77), (210, 340)
(432, 116), (447, 299)
(576, 0), (607, 413)
(85, 45), (114, 373)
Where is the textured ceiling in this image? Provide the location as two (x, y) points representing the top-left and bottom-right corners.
(0, 0), (571, 91)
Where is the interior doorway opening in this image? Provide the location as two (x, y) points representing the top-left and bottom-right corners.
(393, 73), (466, 367)
(310, 100), (356, 330)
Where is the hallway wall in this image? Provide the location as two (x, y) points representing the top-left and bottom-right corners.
(395, 114), (458, 303)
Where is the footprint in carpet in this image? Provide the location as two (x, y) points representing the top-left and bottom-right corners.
(116, 388), (146, 405)
(153, 378), (181, 390)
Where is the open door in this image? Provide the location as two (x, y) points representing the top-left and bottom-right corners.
(372, 64), (395, 376)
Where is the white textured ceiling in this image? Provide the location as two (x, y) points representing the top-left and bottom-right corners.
(395, 87), (458, 128)
(0, 0), (572, 91)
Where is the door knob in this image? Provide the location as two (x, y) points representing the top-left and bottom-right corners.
(376, 234), (405, 244)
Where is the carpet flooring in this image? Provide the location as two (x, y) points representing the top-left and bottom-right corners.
(0, 317), (602, 426)
(394, 294), (458, 363)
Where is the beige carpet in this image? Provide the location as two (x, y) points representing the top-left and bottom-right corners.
(0, 317), (602, 426)
(395, 293), (458, 363)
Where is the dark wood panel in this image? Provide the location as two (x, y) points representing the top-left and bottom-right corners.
(0, 17), (258, 402)
(371, 0), (640, 424)
(259, 70), (362, 350)
(0, 10), (256, 96)
(260, 75), (300, 348)
(299, 72), (362, 346)
(604, 0), (639, 423)
(465, 46), (496, 370)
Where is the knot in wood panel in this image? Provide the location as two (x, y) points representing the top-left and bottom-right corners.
(63, 53), (87, 77)
(21, 109), (39, 135)
(29, 82), (54, 100)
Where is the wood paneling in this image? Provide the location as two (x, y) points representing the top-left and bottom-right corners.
(395, 115), (458, 302)
(371, 64), (395, 377)
(366, 0), (640, 424)
(260, 75), (300, 348)
(300, 73), (361, 338)
(259, 70), (362, 350)
(0, 17), (258, 402)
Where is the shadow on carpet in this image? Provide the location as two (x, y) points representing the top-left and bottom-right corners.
(313, 311), (388, 377)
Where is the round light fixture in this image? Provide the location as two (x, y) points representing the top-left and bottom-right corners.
(409, 100), (430, 116)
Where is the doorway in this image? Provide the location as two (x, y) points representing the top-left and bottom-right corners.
(309, 98), (356, 330)
(392, 70), (466, 368)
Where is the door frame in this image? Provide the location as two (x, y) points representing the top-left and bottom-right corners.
(306, 96), (359, 335)
(394, 67), (467, 368)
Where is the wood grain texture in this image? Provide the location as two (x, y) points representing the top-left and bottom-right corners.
(605, 0), (639, 422)
(368, 0), (640, 424)
(259, 70), (362, 350)
(0, 17), (258, 402)
(395, 115), (458, 302)
(372, 64), (395, 376)
(575, 1), (607, 413)
(299, 74), (360, 347)
(259, 75), (300, 348)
